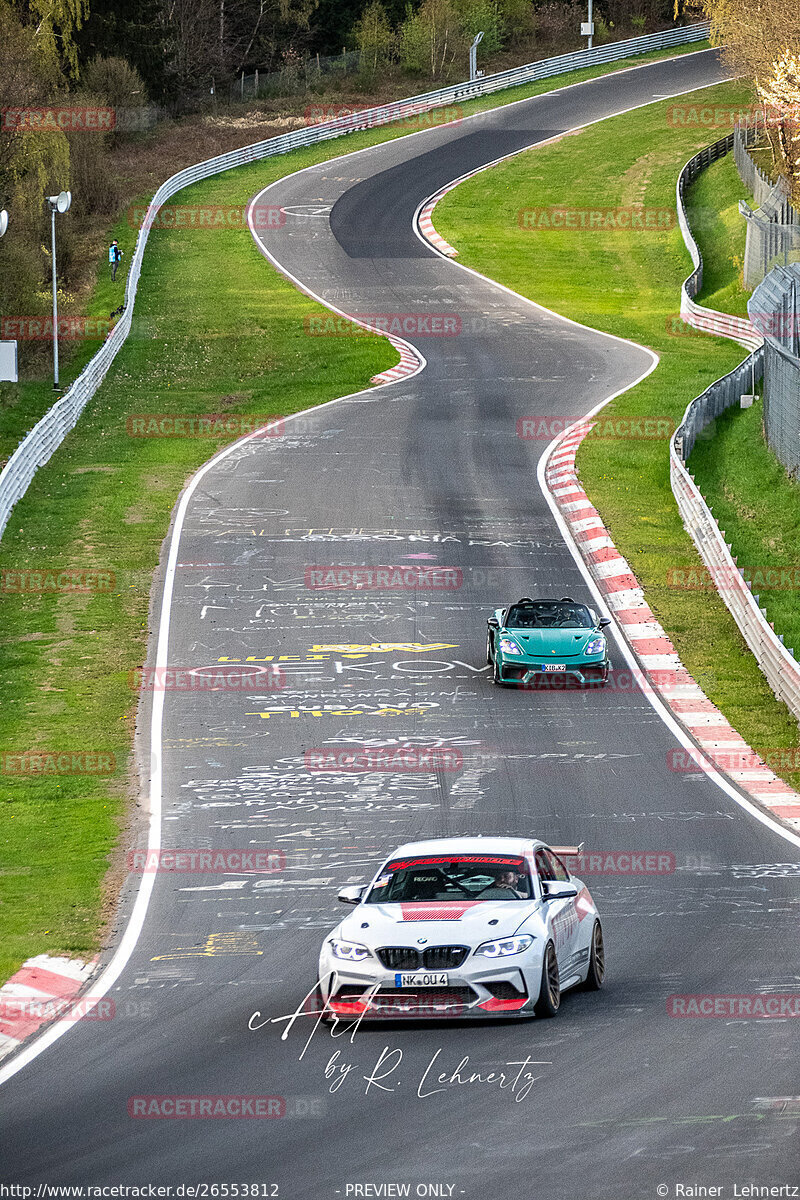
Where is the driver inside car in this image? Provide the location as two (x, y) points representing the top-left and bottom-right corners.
(478, 869), (524, 899)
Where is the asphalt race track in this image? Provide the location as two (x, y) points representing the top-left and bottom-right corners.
(3, 48), (799, 1198)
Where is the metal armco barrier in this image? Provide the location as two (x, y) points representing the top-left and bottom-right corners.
(677, 135), (762, 351)
(0, 22), (710, 539)
(671, 140), (800, 724)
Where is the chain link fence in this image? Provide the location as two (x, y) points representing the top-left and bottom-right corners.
(748, 262), (800, 478)
(734, 121), (800, 288)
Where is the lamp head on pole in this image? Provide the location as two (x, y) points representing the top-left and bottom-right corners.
(48, 191), (72, 214)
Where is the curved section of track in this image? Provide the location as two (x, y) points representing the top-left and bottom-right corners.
(3, 50), (799, 1199)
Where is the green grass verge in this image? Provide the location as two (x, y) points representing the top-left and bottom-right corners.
(0, 39), (712, 983)
(435, 77), (800, 790)
(687, 151), (750, 316)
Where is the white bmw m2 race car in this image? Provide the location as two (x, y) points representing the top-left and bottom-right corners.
(317, 837), (604, 1019)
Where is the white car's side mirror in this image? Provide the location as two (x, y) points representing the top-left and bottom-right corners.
(542, 880), (578, 900)
(337, 885), (367, 905)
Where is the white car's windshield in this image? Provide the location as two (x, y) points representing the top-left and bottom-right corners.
(365, 854), (533, 903)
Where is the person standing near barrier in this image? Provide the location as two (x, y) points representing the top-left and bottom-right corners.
(109, 239), (124, 281)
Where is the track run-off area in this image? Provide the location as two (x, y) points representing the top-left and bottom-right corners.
(2, 48), (799, 1199)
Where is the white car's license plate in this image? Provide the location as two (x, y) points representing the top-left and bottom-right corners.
(543, 663), (566, 672)
(394, 971), (449, 987)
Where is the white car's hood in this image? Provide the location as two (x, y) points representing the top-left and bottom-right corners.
(335, 900), (539, 947)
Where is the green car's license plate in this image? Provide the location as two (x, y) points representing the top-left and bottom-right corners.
(543, 663), (567, 672)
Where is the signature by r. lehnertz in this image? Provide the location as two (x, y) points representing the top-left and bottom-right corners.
(248, 980), (550, 1102)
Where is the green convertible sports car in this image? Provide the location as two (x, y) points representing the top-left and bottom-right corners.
(487, 597), (611, 687)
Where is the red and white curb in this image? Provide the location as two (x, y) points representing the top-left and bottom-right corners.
(418, 186), (461, 257)
(0, 954), (98, 1061)
(370, 339), (423, 384)
(545, 423), (800, 830)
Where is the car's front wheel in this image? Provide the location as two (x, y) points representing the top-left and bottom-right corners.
(534, 941), (560, 1017)
(583, 921), (605, 990)
(486, 631), (493, 667)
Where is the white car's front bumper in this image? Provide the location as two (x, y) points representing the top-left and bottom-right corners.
(318, 946), (545, 1018)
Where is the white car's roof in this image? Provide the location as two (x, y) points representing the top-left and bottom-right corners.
(385, 836), (539, 859)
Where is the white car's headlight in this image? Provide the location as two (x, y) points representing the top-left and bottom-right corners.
(584, 637), (605, 656)
(498, 637), (523, 655)
(329, 939), (372, 961)
(475, 935), (534, 958)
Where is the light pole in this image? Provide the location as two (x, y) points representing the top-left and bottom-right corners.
(469, 31), (484, 82)
(582, 0), (594, 49)
(47, 190), (71, 390)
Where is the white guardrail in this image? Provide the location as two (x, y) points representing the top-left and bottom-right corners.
(671, 139), (800, 723)
(0, 22), (711, 538)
